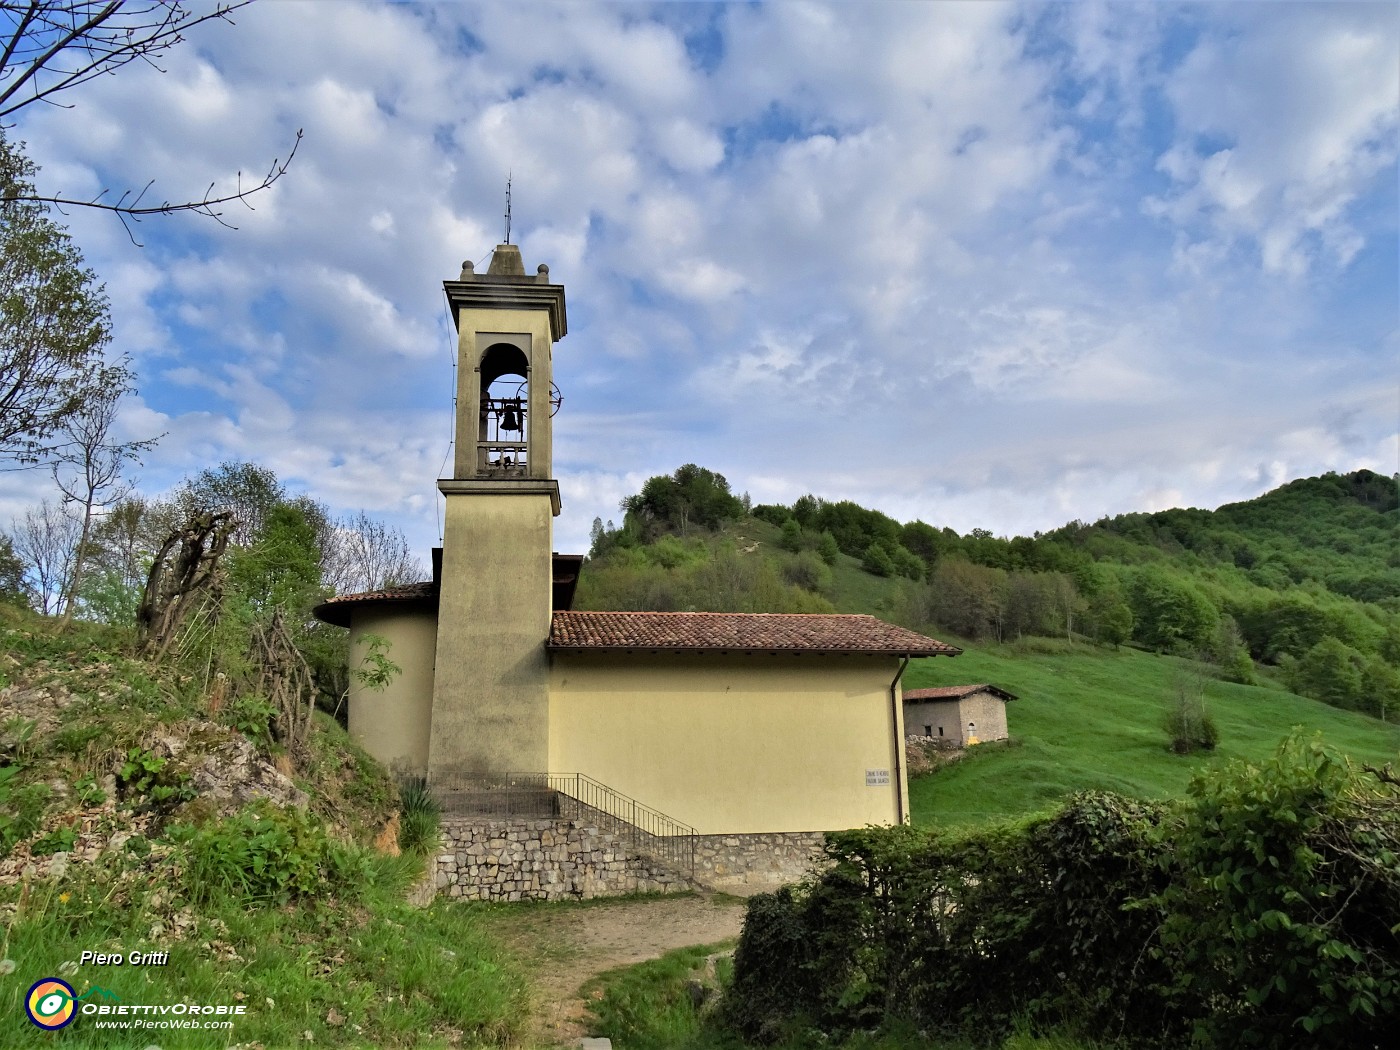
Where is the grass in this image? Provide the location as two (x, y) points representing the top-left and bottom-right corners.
(0, 855), (529, 1048)
(905, 638), (1400, 828)
(0, 608), (525, 1047)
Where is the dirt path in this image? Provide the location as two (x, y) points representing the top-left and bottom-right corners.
(493, 894), (748, 1047)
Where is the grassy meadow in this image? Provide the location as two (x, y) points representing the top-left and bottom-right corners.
(904, 638), (1400, 828)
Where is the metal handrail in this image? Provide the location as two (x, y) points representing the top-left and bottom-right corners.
(428, 771), (697, 878)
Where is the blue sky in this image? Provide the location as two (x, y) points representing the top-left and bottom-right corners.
(3, 1), (1396, 565)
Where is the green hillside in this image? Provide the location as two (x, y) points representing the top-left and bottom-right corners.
(904, 640), (1400, 828)
(583, 465), (1400, 823)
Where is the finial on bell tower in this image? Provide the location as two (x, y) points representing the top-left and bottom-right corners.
(503, 172), (512, 245)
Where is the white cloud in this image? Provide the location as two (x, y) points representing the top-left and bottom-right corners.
(1149, 4), (1399, 276)
(0, 0), (1391, 572)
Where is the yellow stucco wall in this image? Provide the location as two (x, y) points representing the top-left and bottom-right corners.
(549, 652), (908, 834)
(429, 492), (554, 777)
(346, 607), (438, 775)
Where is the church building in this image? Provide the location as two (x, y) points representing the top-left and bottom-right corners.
(315, 244), (959, 884)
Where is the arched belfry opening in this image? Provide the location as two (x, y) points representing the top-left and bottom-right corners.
(478, 342), (531, 476)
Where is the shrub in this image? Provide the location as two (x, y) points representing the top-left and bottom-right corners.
(862, 543), (895, 577)
(1164, 668), (1219, 754)
(396, 775), (441, 855)
(782, 551), (831, 592)
(1154, 734), (1400, 1048)
(722, 794), (1177, 1045)
(225, 692), (277, 743)
(779, 518), (803, 553)
(722, 886), (818, 1043)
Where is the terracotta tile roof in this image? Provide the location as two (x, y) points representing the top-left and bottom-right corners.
(549, 611), (961, 656)
(313, 582), (436, 627)
(904, 684), (1018, 702)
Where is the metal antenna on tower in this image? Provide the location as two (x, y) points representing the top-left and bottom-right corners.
(503, 172), (512, 245)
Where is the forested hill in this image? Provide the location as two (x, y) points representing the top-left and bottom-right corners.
(1050, 469), (1399, 606)
(580, 466), (1400, 720)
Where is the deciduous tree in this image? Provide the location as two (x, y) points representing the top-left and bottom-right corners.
(0, 135), (111, 463)
(322, 510), (424, 595)
(51, 377), (160, 625)
(10, 496), (79, 613)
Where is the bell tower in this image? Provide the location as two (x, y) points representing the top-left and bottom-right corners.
(428, 244), (568, 779)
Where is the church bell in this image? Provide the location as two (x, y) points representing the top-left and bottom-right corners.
(501, 401), (522, 431)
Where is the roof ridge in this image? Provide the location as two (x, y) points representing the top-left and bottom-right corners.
(553, 610), (877, 618)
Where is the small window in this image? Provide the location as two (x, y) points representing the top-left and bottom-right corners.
(937, 726), (944, 737)
(924, 725), (932, 737)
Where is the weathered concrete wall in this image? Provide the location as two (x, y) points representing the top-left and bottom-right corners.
(903, 699), (962, 744)
(959, 691), (1010, 743)
(430, 491), (554, 778)
(549, 651), (907, 834)
(347, 607), (438, 775)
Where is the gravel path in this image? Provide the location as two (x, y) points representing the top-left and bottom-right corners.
(496, 893), (748, 1047)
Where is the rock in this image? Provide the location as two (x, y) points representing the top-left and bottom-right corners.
(406, 873), (436, 908)
(184, 727), (309, 813)
(372, 813), (400, 856)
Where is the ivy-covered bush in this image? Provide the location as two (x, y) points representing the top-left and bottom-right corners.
(722, 738), (1400, 1047)
(1154, 735), (1400, 1048)
(725, 794), (1170, 1043)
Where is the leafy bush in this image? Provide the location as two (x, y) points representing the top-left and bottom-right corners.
(726, 801), (1173, 1044)
(116, 745), (193, 806)
(225, 692), (277, 743)
(1154, 735), (1400, 1048)
(782, 551), (831, 592)
(1164, 669), (1219, 753)
(171, 801), (368, 907)
(723, 738), (1400, 1048)
(723, 885), (825, 1043)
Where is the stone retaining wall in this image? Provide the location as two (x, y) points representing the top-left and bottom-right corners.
(432, 818), (831, 901)
(435, 817), (691, 901)
(693, 831), (827, 891)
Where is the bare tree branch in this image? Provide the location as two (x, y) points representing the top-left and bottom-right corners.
(3, 128), (301, 244)
(0, 2), (299, 240)
(0, 1), (254, 119)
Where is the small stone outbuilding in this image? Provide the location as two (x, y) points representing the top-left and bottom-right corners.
(903, 684), (1017, 746)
